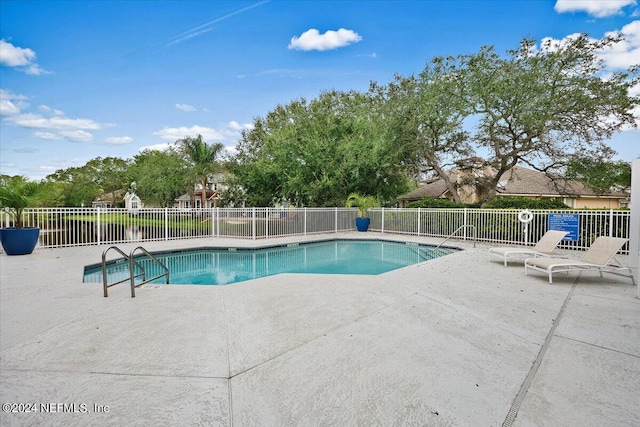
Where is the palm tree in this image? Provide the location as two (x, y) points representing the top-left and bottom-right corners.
(176, 135), (225, 209)
(0, 175), (42, 228)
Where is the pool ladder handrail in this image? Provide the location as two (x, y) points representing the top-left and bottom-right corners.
(102, 246), (169, 297)
(435, 225), (477, 249)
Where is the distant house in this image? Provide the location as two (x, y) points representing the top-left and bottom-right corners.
(397, 162), (629, 209)
(124, 191), (142, 210)
(174, 173), (227, 209)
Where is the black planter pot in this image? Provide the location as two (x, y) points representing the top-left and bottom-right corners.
(355, 217), (371, 232)
(0, 228), (40, 255)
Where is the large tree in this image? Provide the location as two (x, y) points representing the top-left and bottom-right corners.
(566, 157), (632, 194)
(229, 90), (413, 207)
(371, 57), (473, 203)
(456, 34), (638, 202)
(46, 166), (102, 206)
(129, 148), (191, 207)
(85, 157), (131, 206)
(176, 135), (225, 208)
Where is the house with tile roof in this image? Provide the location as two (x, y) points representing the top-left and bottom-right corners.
(397, 164), (629, 209)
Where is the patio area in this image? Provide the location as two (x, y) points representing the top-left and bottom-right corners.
(1, 233), (638, 426)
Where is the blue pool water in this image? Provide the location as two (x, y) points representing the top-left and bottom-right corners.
(84, 239), (456, 286)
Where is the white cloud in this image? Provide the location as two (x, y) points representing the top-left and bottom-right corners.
(227, 120), (253, 131)
(0, 99), (23, 116)
(7, 113), (101, 130)
(105, 136), (133, 145)
(554, 0), (637, 17)
(0, 39), (52, 75)
(59, 129), (93, 142)
(153, 125), (225, 141)
(139, 143), (172, 152)
(152, 121), (251, 147)
(540, 21), (640, 70)
(175, 103), (197, 112)
(288, 28), (362, 51)
(0, 39), (35, 66)
(38, 105), (65, 116)
(2, 97), (101, 143)
(33, 131), (62, 140)
(599, 20), (640, 69)
(25, 64), (51, 76)
(0, 89), (29, 116)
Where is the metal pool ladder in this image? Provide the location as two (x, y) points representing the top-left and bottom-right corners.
(101, 246), (169, 297)
(435, 225), (477, 249)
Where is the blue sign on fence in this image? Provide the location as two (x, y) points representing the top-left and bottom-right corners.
(548, 213), (580, 241)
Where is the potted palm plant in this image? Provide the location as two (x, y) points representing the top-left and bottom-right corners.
(0, 176), (42, 255)
(345, 193), (380, 232)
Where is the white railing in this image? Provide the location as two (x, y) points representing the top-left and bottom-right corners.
(1, 207), (356, 249)
(1, 207), (631, 254)
(369, 208), (631, 253)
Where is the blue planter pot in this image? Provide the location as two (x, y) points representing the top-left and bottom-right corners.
(355, 217), (370, 232)
(0, 228), (40, 255)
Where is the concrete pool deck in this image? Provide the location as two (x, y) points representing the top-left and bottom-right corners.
(0, 233), (638, 426)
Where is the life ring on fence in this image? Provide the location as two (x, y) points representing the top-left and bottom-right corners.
(517, 209), (534, 224)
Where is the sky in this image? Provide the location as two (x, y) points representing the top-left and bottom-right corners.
(1, 0), (639, 181)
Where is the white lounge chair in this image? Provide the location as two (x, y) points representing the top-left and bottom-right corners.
(524, 236), (635, 284)
(489, 230), (569, 267)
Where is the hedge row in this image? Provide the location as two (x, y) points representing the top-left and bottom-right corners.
(405, 196), (574, 210)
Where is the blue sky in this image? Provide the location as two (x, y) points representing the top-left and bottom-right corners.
(1, 0), (639, 180)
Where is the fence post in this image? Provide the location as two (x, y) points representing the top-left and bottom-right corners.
(304, 208), (307, 235)
(210, 208), (215, 237)
(265, 207), (270, 238)
(215, 207), (219, 238)
(164, 208), (169, 241)
(252, 207), (256, 240)
(96, 208), (101, 246)
(335, 208), (338, 233)
(381, 208), (385, 234)
(463, 208), (468, 241)
(609, 209), (614, 237)
(629, 158), (639, 296)
(417, 208), (421, 236)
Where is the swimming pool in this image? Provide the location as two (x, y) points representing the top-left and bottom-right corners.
(84, 239), (457, 286)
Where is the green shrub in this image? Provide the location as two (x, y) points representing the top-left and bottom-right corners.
(406, 198), (479, 209)
(482, 197), (568, 209)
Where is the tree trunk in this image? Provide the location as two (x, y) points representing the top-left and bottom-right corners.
(201, 177), (208, 209)
(433, 164), (462, 203)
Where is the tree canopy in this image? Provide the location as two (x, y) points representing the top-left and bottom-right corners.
(566, 157), (632, 194)
(128, 148), (191, 207)
(45, 157), (128, 207)
(229, 90), (413, 207)
(454, 35), (638, 202)
(229, 34), (638, 206)
(371, 57), (472, 202)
